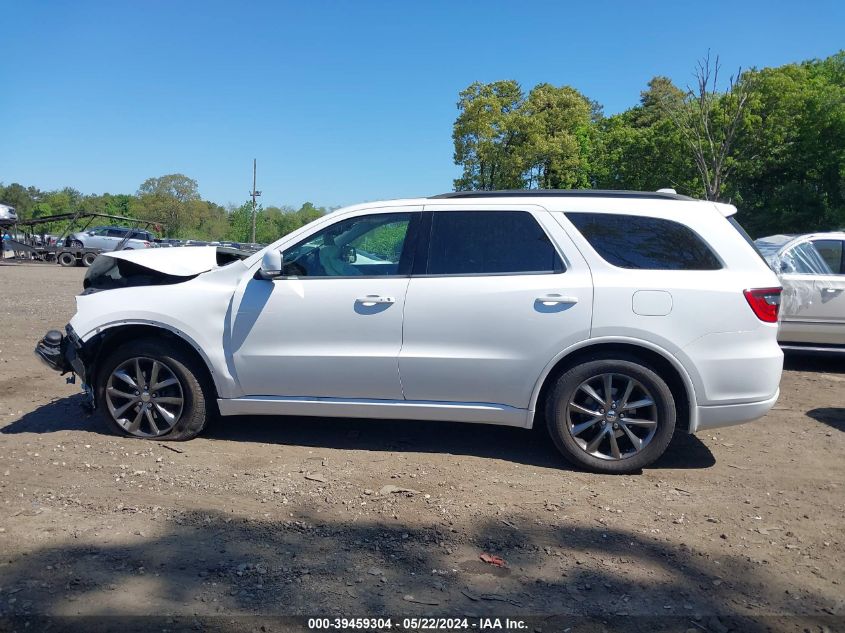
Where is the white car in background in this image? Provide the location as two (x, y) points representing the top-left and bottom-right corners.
(755, 232), (845, 351)
(0, 203), (17, 226)
(68, 226), (156, 250)
(36, 190), (783, 474)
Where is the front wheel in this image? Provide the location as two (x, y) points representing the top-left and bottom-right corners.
(546, 356), (676, 474)
(70, 240), (84, 248)
(97, 340), (210, 440)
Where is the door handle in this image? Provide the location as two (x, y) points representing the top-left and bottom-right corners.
(355, 295), (395, 306)
(821, 287), (838, 294)
(536, 294), (579, 306)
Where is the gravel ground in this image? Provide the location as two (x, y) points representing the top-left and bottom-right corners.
(0, 261), (843, 632)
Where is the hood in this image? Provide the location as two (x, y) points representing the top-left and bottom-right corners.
(102, 246), (219, 276)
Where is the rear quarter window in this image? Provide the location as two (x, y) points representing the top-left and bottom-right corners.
(566, 212), (722, 270)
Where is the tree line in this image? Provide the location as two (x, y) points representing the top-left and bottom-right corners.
(3, 51), (842, 242)
(453, 51), (845, 236)
(0, 174), (331, 243)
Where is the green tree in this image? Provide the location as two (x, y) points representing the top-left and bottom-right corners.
(137, 174), (200, 202)
(522, 84), (594, 189)
(453, 80), (527, 190)
(136, 174), (201, 237)
(726, 52), (845, 235)
(227, 202), (255, 243)
(592, 77), (699, 194)
(656, 53), (752, 201)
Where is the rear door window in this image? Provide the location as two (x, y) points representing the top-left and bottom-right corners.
(811, 239), (844, 274)
(566, 212), (721, 270)
(781, 242), (834, 275)
(424, 211), (563, 275)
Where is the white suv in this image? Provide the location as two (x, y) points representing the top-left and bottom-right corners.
(36, 190), (784, 473)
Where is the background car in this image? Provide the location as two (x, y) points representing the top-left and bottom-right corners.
(755, 232), (845, 351)
(0, 203), (17, 226)
(68, 226), (156, 250)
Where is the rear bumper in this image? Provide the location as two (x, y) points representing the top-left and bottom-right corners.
(694, 389), (780, 432)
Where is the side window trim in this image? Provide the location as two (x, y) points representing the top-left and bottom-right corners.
(410, 211), (433, 276)
(276, 211), (421, 280)
(412, 209), (566, 278)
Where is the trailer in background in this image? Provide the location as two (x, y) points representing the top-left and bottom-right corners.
(3, 211), (163, 267)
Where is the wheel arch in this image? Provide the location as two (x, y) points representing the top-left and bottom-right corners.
(81, 323), (219, 402)
(529, 339), (698, 432)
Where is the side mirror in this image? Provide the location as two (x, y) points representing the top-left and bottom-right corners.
(259, 249), (283, 279)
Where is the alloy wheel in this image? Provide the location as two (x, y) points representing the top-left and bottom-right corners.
(566, 372), (659, 461)
(105, 357), (184, 437)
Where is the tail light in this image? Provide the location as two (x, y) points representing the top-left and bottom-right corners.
(744, 287), (782, 323)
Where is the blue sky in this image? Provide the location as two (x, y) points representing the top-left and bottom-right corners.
(2, 1), (843, 209)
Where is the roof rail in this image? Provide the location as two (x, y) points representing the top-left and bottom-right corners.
(429, 189), (695, 201)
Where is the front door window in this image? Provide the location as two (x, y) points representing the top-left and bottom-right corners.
(281, 213), (413, 277)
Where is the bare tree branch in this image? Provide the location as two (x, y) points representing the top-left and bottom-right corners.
(656, 52), (751, 200)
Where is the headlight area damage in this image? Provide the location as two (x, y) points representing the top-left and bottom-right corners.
(81, 245), (249, 293)
(35, 325), (92, 397)
(82, 256), (198, 293)
(36, 323), (107, 411)
(34, 245), (250, 407)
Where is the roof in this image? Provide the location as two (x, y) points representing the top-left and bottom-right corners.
(756, 232), (845, 249)
(755, 234), (796, 248)
(429, 189), (696, 201)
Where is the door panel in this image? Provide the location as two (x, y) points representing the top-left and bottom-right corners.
(779, 274), (845, 344)
(229, 207), (421, 399)
(87, 230), (107, 249)
(230, 276), (410, 398)
(778, 238), (845, 344)
(399, 207), (592, 409)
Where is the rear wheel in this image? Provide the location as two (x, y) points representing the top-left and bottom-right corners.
(546, 356), (676, 474)
(81, 252), (97, 267)
(97, 339), (211, 441)
(58, 252), (77, 267)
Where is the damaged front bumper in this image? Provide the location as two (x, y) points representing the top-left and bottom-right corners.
(35, 325), (94, 407)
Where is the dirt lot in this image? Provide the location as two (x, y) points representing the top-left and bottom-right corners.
(0, 261), (843, 631)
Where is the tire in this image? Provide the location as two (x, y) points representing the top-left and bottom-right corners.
(70, 240), (84, 248)
(81, 252), (97, 267)
(546, 355), (676, 474)
(96, 339), (212, 441)
(58, 252), (77, 267)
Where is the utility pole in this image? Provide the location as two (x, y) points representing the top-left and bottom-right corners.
(249, 158), (261, 243)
